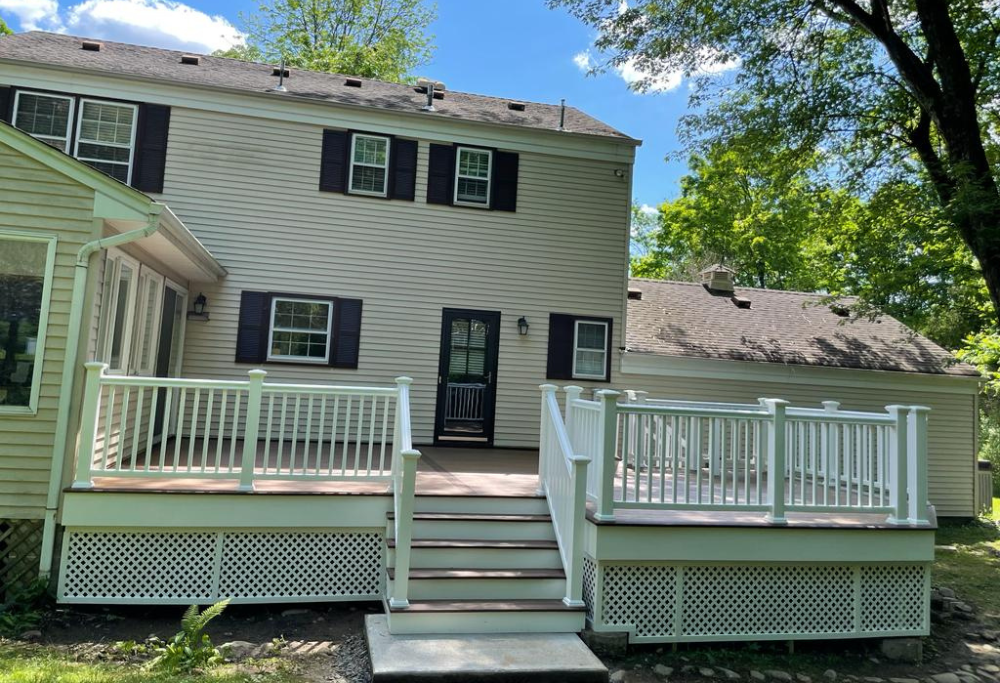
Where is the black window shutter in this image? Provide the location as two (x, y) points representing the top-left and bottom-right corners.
(546, 313), (576, 380)
(390, 138), (418, 201)
(491, 151), (519, 212)
(426, 143), (455, 205)
(131, 104), (171, 193)
(235, 291), (272, 363)
(0, 86), (11, 123)
(319, 129), (350, 193)
(331, 298), (363, 368)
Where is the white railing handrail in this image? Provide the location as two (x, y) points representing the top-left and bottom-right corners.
(97, 375), (251, 390)
(538, 385), (589, 607)
(389, 376), (421, 609)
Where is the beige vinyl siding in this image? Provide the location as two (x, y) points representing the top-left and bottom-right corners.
(0, 139), (97, 519)
(621, 368), (977, 517)
(157, 108), (630, 448)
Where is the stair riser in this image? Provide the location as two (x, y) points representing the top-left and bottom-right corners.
(386, 520), (556, 542)
(390, 547), (563, 569)
(414, 497), (548, 515)
(387, 610), (585, 635)
(388, 577), (567, 601)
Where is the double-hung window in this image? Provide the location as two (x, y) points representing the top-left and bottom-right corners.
(0, 231), (56, 412)
(349, 133), (391, 196)
(268, 298), (334, 363)
(454, 147), (492, 207)
(572, 320), (609, 380)
(75, 99), (138, 183)
(12, 91), (74, 153)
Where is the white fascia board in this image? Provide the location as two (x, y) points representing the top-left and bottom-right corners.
(0, 61), (639, 164)
(620, 351), (982, 396)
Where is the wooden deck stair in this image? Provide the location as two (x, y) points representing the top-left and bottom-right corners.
(384, 495), (586, 635)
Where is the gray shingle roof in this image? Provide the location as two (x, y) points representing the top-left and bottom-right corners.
(626, 278), (979, 377)
(0, 32), (634, 141)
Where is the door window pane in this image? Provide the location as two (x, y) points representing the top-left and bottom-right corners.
(0, 236), (52, 408)
(449, 318), (487, 379)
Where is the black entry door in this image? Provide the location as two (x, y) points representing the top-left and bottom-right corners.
(434, 309), (501, 444)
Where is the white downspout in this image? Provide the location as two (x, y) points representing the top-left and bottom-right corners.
(38, 203), (165, 578)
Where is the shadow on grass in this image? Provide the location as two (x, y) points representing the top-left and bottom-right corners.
(935, 516), (1000, 622)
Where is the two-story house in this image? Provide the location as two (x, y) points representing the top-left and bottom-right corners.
(0, 31), (976, 651)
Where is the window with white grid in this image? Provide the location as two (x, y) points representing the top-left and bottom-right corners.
(268, 298), (334, 363)
(573, 320), (608, 380)
(454, 147), (492, 207)
(75, 99), (138, 183)
(13, 91), (74, 153)
(349, 134), (390, 196)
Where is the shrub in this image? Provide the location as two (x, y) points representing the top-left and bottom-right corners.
(150, 598), (229, 672)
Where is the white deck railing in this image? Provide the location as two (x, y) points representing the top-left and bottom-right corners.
(554, 387), (930, 526)
(537, 384), (589, 607)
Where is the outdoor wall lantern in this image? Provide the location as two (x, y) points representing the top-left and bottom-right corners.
(188, 293), (210, 321)
(517, 316), (529, 336)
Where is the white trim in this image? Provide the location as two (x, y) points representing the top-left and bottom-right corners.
(454, 146), (492, 208)
(131, 266), (164, 376)
(348, 133), (391, 197)
(266, 297), (334, 364)
(572, 320), (609, 381)
(0, 230), (57, 415)
(620, 352), (982, 395)
(100, 249), (141, 374)
(73, 98), (139, 185)
(11, 90), (75, 153)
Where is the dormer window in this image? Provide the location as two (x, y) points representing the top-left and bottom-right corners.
(349, 133), (390, 197)
(12, 91), (74, 153)
(454, 146), (492, 207)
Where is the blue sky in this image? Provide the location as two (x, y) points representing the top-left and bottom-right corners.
(0, 0), (705, 208)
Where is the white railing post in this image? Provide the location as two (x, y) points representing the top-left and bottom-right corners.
(538, 384), (558, 495)
(73, 362), (107, 489)
(390, 448), (421, 609)
(886, 405), (909, 525)
(564, 385), (583, 437)
(764, 399), (789, 524)
(594, 389), (621, 521)
(564, 454), (589, 608)
(907, 406), (931, 525)
(239, 369), (266, 491)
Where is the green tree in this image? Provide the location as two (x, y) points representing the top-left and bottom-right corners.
(0, 17), (12, 36)
(217, 0), (435, 82)
(552, 0), (1000, 325)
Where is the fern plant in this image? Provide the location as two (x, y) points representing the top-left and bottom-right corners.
(150, 598), (230, 672)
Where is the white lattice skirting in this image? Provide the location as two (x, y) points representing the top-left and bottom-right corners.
(57, 529), (383, 604)
(583, 557), (930, 643)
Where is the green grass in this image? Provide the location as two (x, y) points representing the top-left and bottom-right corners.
(933, 498), (1000, 621)
(0, 643), (304, 683)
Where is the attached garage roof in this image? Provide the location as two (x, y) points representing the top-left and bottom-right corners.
(626, 278), (979, 377)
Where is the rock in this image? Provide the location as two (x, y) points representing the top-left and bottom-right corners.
(221, 641), (256, 661)
(610, 670), (627, 683)
(700, 668), (717, 677)
(862, 678), (883, 683)
(930, 674), (962, 683)
(958, 603), (975, 613)
(889, 679), (919, 683)
(280, 608), (311, 617)
(963, 667), (975, 673)
(940, 587), (957, 598)
(798, 675), (813, 683)
(767, 672), (794, 682)
(981, 666), (1000, 674)
(717, 668), (741, 680)
(881, 638), (924, 664)
(654, 664), (673, 677)
(751, 672), (767, 682)
(823, 672), (838, 682)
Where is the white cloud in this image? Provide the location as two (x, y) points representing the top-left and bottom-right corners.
(615, 57), (683, 93)
(639, 203), (658, 216)
(2, 0), (243, 54)
(573, 50), (594, 71)
(0, 0), (60, 30)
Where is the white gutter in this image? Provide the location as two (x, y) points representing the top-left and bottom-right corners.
(38, 203), (165, 577)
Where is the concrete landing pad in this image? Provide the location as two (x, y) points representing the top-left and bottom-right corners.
(365, 614), (608, 682)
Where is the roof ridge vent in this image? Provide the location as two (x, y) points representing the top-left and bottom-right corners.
(627, 287), (642, 300)
(344, 77), (362, 87)
(180, 54), (200, 65)
(700, 264), (736, 295)
(731, 295), (751, 309)
(81, 40), (102, 52)
(508, 101), (527, 112)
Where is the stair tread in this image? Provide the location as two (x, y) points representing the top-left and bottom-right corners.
(388, 599), (585, 613)
(388, 512), (552, 522)
(387, 568), (566, 580)
(387, 538), (559, 549)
